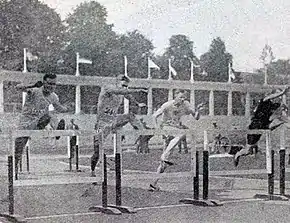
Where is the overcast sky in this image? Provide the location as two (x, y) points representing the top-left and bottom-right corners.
(42, 0), (290, 72)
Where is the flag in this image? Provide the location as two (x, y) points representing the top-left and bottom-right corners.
(148, 58), (160, 70)
(169, 59), (177, 77)
(77, 57), (92, 64)
(23, 48), (38, 72)
(201, 70), (208, 76)
(228, 62), (235, 82)
(190, 60), (200, 68)
(26, 50), (38, 61)
(76, 52), (92, 76)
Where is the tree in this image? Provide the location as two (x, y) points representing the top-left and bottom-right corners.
(158, 35), (199, 80)
(0, 0), (66, 72)
(62, 1), (118, 76)
(117, 30), (155, 78)
(255, 59), (290, 85)
(199, 37), (232, 82)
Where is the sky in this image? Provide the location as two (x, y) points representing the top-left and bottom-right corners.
(42, 0), (290, 72)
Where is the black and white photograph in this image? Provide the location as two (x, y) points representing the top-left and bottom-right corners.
(1, 0), (290, 222)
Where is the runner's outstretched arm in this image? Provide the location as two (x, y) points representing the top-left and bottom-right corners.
(124, 94), (147, 108)
(16, 81), (43, 92)
(106, 88), (147, 96)
(152, 103), (169, 128)
(263, 86), (290, 101)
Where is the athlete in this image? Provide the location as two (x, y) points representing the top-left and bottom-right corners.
(15, 73), (68, 178)
(90, 74), (147, 177)
(149, 90), (204, 191)
(234, 87), (290, 166)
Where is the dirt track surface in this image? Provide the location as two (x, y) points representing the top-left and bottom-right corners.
(1, 148), (290, 222)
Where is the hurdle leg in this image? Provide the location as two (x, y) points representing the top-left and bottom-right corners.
(89, 153), (122, 215)
(280, 149), (286, 196)
(0, 155), (26, 223)
(107, 132), (137, 213)
(75, 145), (82, 172)
(254, 131), (288, 201)
(279, 126), (290, 198)
(180, 133), (200, 204)
(65, 136), (73, 172)
(8, 155), (14, 215)
(180, 132), (222, 206)
(26, 144), (30, 173)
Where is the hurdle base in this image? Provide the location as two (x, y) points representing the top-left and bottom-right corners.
(253, 193), (289, 201)
(64, 169), (84, 173)
(279, 194), (290, 199)
(88, 206), (122, 215)
(179, 198), (223, 207)
(107, 205), (137, 214)
(0, 213), (27, 222)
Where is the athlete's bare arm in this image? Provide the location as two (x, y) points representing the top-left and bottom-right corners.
(152, 102), (171, 128)
(124, 94), (147, 108)
(16, 81), (43, 92)
(53, 101), (68, 113)
(106, 88), (147, 96)
(52, 95), (69, 113)
(263, 86), (290, 101)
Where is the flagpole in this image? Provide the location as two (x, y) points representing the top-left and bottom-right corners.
(168, 59), (172, 80)
(23, 48), (27, 73)
(75, 52), (81, 114)
(76, 52), (80, 77)
(264, 63), (268, 85)
(190, 60), (194, 83)
(228, 62), (231, 83)
(147, 57), (151, 79)
(124, 56), (129, 114)
(22, 48), (28, 108)
(168, 59), (173, 100)
(124, 56), (128, 77)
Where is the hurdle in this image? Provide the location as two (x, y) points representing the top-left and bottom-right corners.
(198, 128), (290, 201)
(89, 131), (137, 215)
(179, 130), (222, 206)
(89, 128), (223, 212)
(66, 135), (82, 173)
(254, 130), (289, 201)
(2, 129), (104, 218)
(253, 128), (290, 200)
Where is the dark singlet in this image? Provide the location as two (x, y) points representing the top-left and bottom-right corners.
(251, 99), (280, 127)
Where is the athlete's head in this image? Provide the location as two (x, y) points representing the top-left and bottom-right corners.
(117, 74), (130, 88)
(174, 90), (187, 105)
(43, 73), (57, 94)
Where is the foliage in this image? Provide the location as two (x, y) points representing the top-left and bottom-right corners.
(157, 35), (199, 80)
(199, 37), (232, 82)
(61, 1), (117, 76)
(0, 0), (66, 72)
